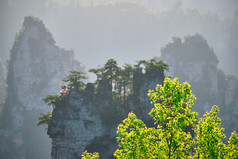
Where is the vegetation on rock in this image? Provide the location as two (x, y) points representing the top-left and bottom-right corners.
(84, 78), (238, 158)
(39, 58), (168, 128)
(62, 70), (87, 91)
(81, 151), (99, 159)
(39, 58), (238, 158)
(38, 70), (87, 127)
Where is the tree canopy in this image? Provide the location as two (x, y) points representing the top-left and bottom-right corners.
(62, 70), (87, 91)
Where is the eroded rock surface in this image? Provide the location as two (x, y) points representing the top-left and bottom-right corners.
(0, 16), (82, 159)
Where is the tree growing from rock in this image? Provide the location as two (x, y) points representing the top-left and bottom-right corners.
(62, 70), (87, 91)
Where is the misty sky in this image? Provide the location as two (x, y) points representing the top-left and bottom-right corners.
(0, 1), (238, 159)
(0, 0), (238, 81)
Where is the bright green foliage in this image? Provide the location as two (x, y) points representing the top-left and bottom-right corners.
(81, 150), (99, 159)
(148, 77), (198, 158)
(195, 105), (226, 158)
(114, 112), (170, 158)
(62, 70), (87, 91)
(114, 112), (150, 158)
(114, 77), (198, 159)
(223, 131), (238, 158)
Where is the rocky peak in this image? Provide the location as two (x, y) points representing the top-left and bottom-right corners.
(22, 16), (55, 44)
(0, 16), (83, 159)
(49, 89), (104, 159)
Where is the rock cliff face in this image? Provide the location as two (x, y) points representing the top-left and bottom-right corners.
(49, 89), (104, 159)
(160, 34), (238, 135)
(0, 16), (82, 159)
(48, 68), (165, 159)
(0, 58), (5, 107)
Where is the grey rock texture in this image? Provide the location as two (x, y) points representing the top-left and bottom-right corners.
(49, 89), (104, 159)
(48, 71), (165, 159)
(0, 57), (5, 107)
(0, 16), (82, 159)
(222, 77), (238, 136)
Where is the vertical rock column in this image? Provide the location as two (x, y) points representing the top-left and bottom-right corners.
(0, 16), (82, 159)
(48, 89), (103, 159)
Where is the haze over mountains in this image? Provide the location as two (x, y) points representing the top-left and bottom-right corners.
(0, 1), (238, 159)
(0, 0), (238, 79)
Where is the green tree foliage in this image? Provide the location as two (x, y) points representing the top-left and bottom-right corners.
(83, 77), (238, 159)
(42, 94), (61, 107)
(37, 112), (52, 128)
(137, 59), (169, 79)
(89, 58), (168, 104)
(118, 64), (135, 106)
(89, 59), (118, 88)
(115, 78), (198, 159)
(223, 132), (238, 158)
(132, 59), (168, 103)
(104, 59), (119, 88)
(81, 151), (99, 159)
(38, 71), (87, 127)
(62, 70), (87, 91)
(195, 105), (225, 158)
(148, 77), (197, 158)
(89, 59), (119, 101)
(88, 59), (169, 126)
(114, 112), (154, 158)
(38, 94), (66, 128)
(38, 93), (66, 127)
(195, 105), (238, 159)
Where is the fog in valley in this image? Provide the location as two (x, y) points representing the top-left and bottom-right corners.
(0, 0), (237, 159)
